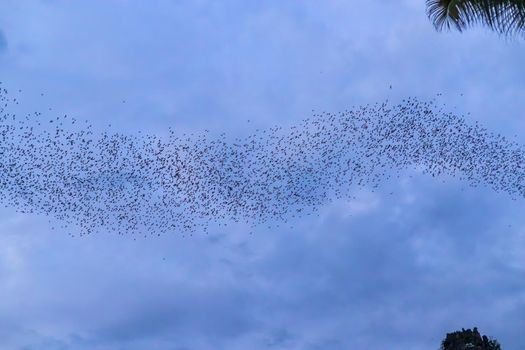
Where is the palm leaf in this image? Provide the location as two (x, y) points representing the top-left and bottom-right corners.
(426, 0), (525, 36)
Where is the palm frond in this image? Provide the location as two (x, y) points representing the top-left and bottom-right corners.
(426, 0), (525, 36)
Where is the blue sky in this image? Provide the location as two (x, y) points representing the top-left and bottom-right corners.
(0, 1), (525, 349)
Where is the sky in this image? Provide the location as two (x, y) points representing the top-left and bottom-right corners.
(0, 0), (525, 349)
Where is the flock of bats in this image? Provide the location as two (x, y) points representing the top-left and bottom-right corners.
(0, 84), (522, 237)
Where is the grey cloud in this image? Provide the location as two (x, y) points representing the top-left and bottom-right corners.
(238, 180), (525, 349)
(0, 320), (70, 350)
(89, 286), (259, 346)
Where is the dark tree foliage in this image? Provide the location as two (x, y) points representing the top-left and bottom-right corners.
(426, 0), (525, 36)
(440, 327), (502, 350)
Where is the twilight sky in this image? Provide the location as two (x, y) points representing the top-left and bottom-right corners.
(0, 1), (525, 349)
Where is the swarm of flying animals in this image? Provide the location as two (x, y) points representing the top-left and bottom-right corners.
(0, 84), (523, 237)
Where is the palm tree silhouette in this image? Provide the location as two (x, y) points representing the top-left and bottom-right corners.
(426, 0), (525, 36)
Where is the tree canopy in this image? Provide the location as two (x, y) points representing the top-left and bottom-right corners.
(440, 327), (502, 350)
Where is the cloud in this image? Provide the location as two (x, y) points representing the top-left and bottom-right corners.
(0, 168), (523, 350)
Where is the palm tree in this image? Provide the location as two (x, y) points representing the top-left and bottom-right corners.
(426, 0), (525, 36)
